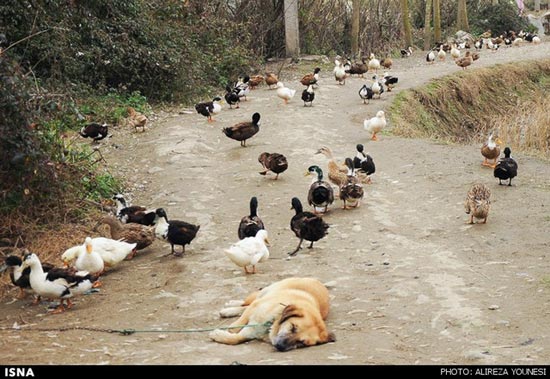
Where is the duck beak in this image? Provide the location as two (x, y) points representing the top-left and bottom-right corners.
(63, 261), (69, 268)
(264, 238), (271, 247)
(86, 244), (93, 254)
(304, 171), (311, 176)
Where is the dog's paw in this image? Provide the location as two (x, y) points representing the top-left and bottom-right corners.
(220, 306), (244, 318)
(209, 329), (231, 342)
(224, 300), (244, 307)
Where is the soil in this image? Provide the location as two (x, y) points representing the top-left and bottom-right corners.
(2, 41), (550, 365)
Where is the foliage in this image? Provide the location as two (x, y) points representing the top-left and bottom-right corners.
(468, 1), (533, 36)
(0, 0), (258, 103)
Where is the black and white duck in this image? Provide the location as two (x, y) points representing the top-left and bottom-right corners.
(21, 253), (99, 313)
(79, 123), (109, 142)
(2, 255), (54, 302)
(306, 165), (334, 214)
(224, 85), (240, 109)
(301, 85), (315, 107)
(113, 194), (156, 226)
(154, 208), (200, 257)
(195, 97), (222, 122)
(289, 197), (329, 256)
(238, 197), (265, 240)
(353, 144), (376, 178)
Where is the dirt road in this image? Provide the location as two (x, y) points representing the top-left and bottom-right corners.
(2, 41), (550, 365)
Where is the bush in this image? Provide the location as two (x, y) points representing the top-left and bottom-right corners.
(468, 1), (533, 36)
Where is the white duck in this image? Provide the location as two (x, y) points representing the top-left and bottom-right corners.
(333, 59), (347, 85)
(22, 253), (97, 313)
(437, 45), (446, 61)
(224, 229), (270, 274)
(363, 110), (386, 141)
(74, 237), (105, 276)
(368, 53), (380, 72)
(62, 237), (136, 268)
(450, 44), (460, 59)
(276, 82), (296, 104)
(371, 75), (383, 99)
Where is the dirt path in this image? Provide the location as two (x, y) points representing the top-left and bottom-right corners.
(2, 42), (550, 365)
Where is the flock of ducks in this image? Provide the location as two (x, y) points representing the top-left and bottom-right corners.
(2, 31), (531, 313)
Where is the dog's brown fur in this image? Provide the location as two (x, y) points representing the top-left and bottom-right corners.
(209, 277), (335, 351)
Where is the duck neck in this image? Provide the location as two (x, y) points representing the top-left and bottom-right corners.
(105, 217), (122, 235)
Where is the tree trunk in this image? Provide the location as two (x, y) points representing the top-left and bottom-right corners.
(351, 0), (360, 58)
(400, 0), (413, 49)
(535, 0), (540, 11)
(457, 0), (469, 31)
(424, 0), (432, 50)
(284, 0), (300, 58)
(433, 0), (441, 43)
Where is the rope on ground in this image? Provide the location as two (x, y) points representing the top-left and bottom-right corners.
(0, 321), (272, 336)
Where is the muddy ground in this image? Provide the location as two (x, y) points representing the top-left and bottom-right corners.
(1, 41), (550, 365)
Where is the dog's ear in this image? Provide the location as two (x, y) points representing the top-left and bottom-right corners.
(326, 331), (336, 343)
(279, 304), (303, 324)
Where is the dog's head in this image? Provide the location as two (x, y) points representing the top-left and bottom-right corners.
(269, 304), (335, 352)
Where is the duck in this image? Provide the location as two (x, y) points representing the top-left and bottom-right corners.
(224, 230), (270, 274)
(126, 107), (147, 132)
(400, 46), (413, 58)
(248, 75), (264, 89)
(300, 67), (320, 86)
(382, 73), (398, 92)
(334, 59), (347, 85)
(154, 208), (200, 257)
(306, 165), (334, 214)
(437, 45), (446, 61)
(371, 75), (384, 98)
(346, 58), (368, 77)
(455, 54), (473, 69)
(315, 147), (373, 187)
(315, 146), (349, 187)
(234, 76), (250, 101)
(2, 255), (54, 301)
(450, 44), (460, 59)
(301, 85), (315, 106)
(265, 72), (278, 89)
(426, 50), (436, 64)
(494, 147), (518, 186)
(224, 85), (240, 109)
(22, 253), (97, 313)
(21, 253), (99, 313)
(339, 158), (364, 209)
(98, 215), (155, 255)
(276, 82), (296, 104)
(368, 53), (381, 72)
(258, 152), (288, 180)
(74, 237), (105, 278)
(62, 237), (137, 269)
(79, 123), (109, 142)
(358, 84), (374, 104)
(112, 194), (156, 226)
(471, 52), (480, 61)
(380, 56), (393, 70)
(481, 132), (503, 168)
(364, 110), (386, 141)
(289, 197), (329, 256)
(238, 196), (265, 240)
(474, 39), (483, 50)
(353, 144), (376, 178)
(222, 112), (261, 147)
(194, 97), (222, 122)
(464, 183), (491, 224)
